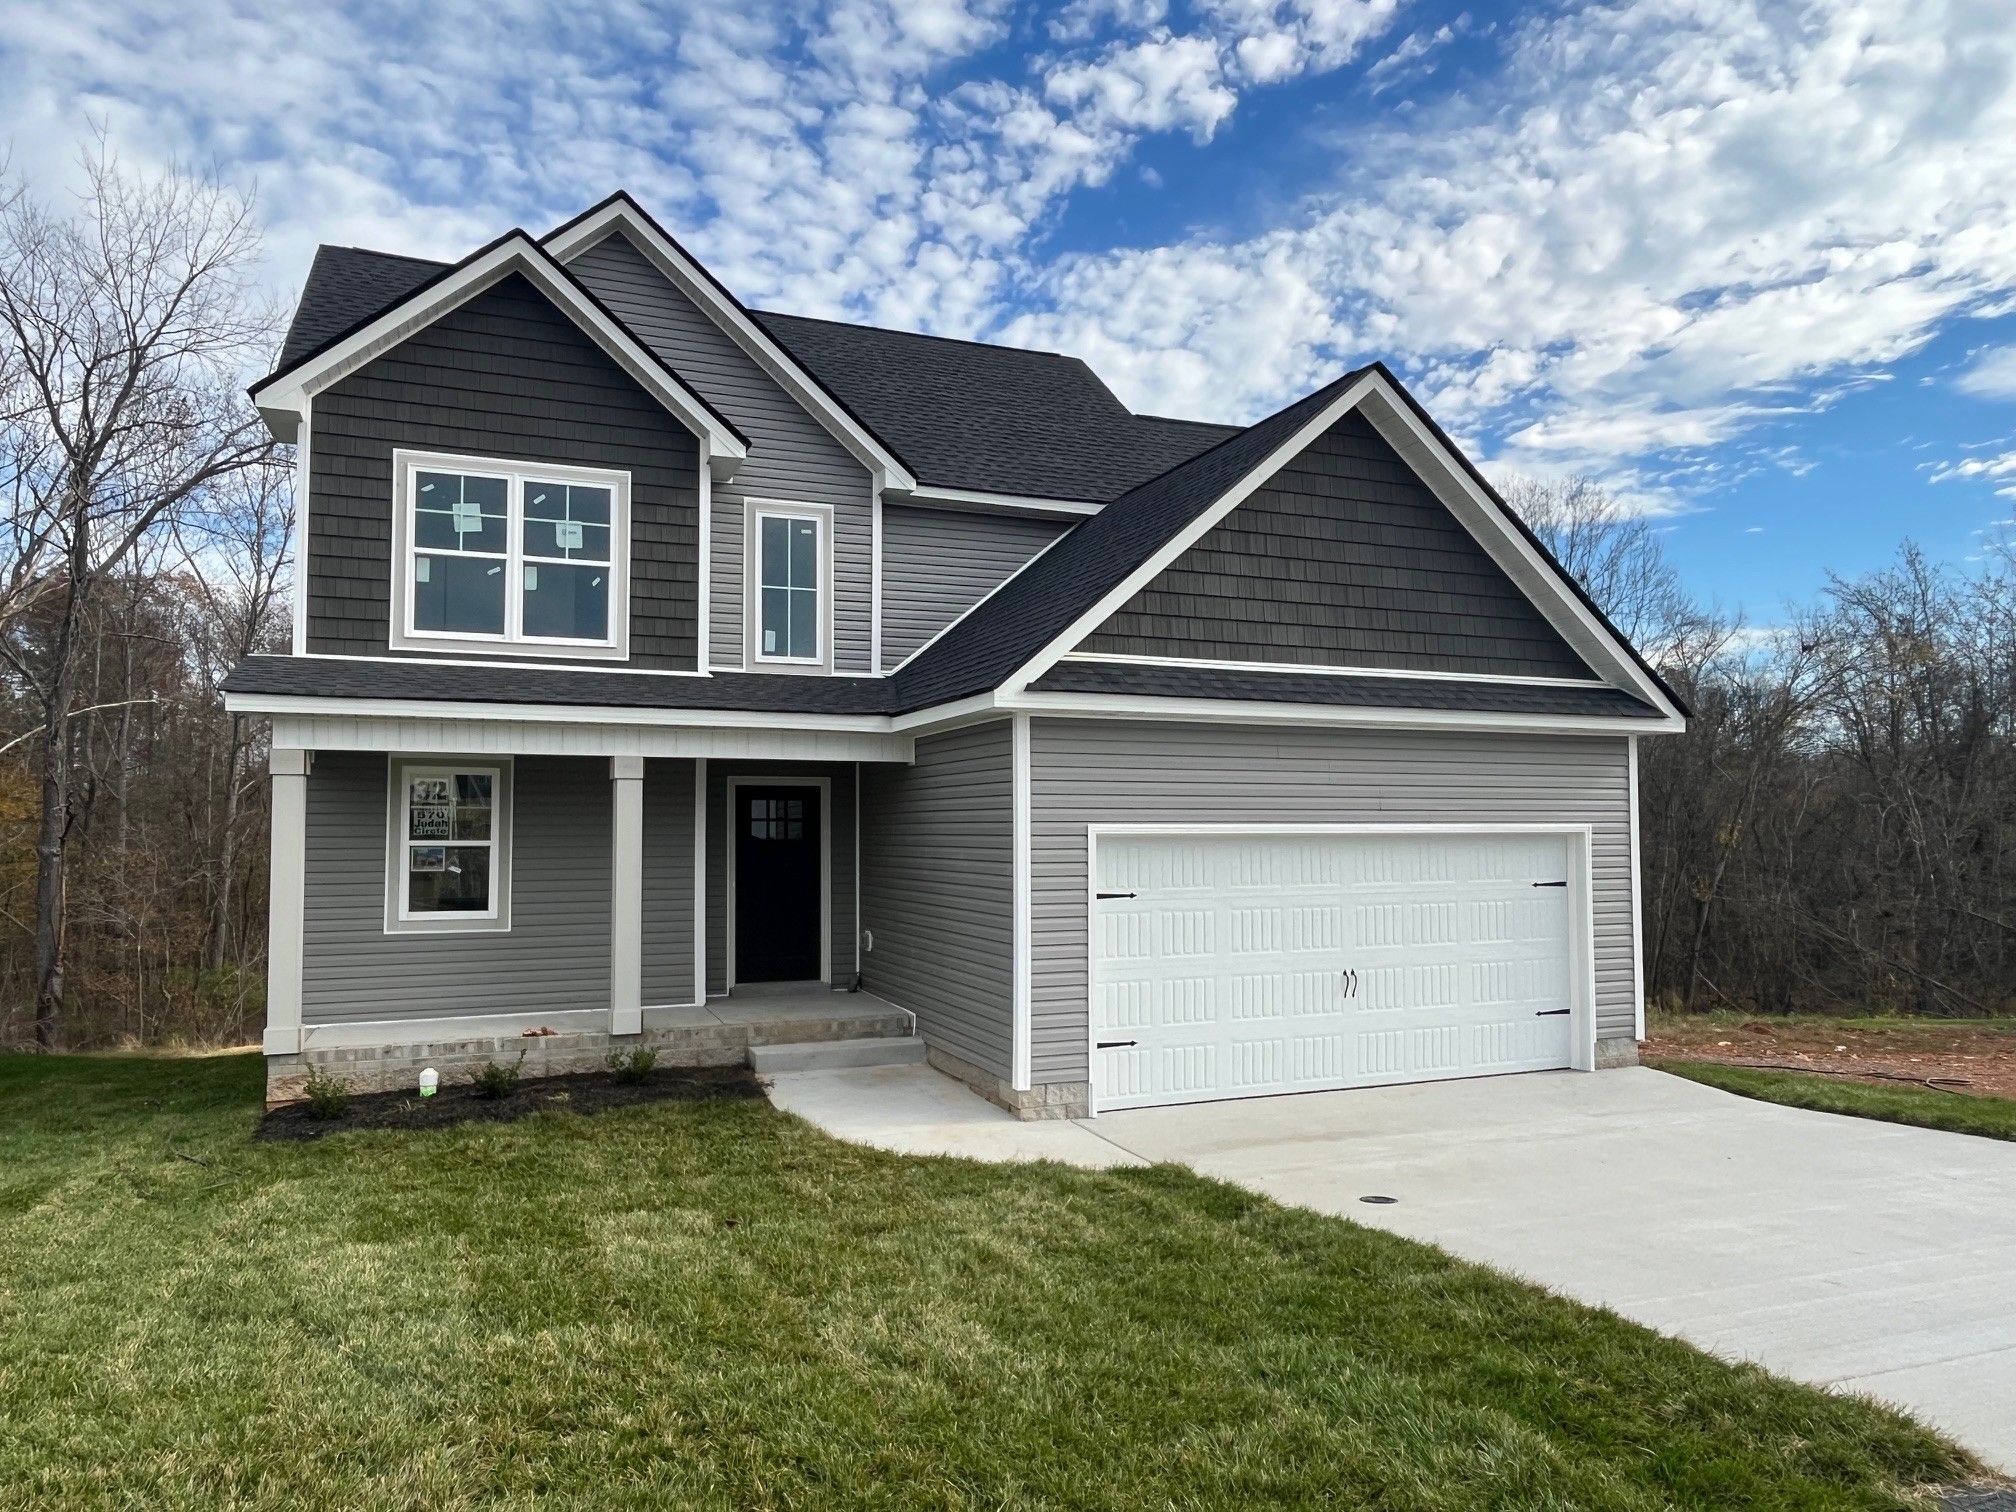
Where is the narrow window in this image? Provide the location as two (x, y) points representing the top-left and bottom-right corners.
(758, 513), (821, 662)
(398, 766), (503, 921)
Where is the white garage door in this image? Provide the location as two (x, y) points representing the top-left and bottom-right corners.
(1091, 830), (1582, 1112)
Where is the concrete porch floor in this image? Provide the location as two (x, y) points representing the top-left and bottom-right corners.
(765, 1060), (2016, 1474)
(649, 987), (910, 1047)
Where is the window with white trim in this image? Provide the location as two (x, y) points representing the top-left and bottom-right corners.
(401, 767), (499, 916)
(386, 758), (513, 932)
(755, 510), (822, 663)
(394, 452), (628, 657)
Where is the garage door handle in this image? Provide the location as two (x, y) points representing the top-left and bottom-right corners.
(1534, 1009), (1571, 1016)
(1097, 1040), (1138, 1049)
(1340, 968), (1358, 998)
(1096, 891), (1137, 900)
(1532, 880), (1568, 888)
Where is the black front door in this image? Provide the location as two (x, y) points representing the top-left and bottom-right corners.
(734, 786), (822, 983)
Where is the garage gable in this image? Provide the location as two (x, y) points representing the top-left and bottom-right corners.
(1076, 409), (1597, 680)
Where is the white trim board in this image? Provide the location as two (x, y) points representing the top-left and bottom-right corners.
(542, 196), (914, 492)
(1011, 713), (1032, 1091)
(264, 712), (912, 764)
(723, 775), (834, 991)
(1080, 821), (1601, 1116)
(893, 485), (1101, 521)
(1001, 367), (1684, 724)
(251, 231), (747, 477)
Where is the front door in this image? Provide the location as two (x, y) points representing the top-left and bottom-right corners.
(734, 785), (822, 983)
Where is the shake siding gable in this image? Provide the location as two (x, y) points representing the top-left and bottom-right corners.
(565, 231), (875, 671)
(1028, 719), (1637, 1085)
(880, 505), (1067, 666)
(1078, 410), (1595, 679)
(859, 721), (1015, 1078)
(304, 273), (702, 667)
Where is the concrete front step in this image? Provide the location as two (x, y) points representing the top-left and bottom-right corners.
(748, 1035), (928, 1074)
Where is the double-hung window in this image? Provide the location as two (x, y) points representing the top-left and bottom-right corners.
(751, 506), (826, 666)
(394, 451), (628, 658)
(385, 757), (513, 932)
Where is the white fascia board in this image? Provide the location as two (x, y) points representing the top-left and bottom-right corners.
(251, 235), (747, 475)
(893, 485), (1101, 521)
(889, 687), (1679, 739)
(996, 688), (1684, 738)
(227, 690), (891, 734)
(1002, 372), (1382, 695)
(1350, 381), (1682, 721)
(544, 201), (915, 491)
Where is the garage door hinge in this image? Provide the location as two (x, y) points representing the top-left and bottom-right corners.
(1534, 1009), (1571, 1016)
(1095, 891), (1137, 899)
(1096, 1040), (1138, 1049)
(1532, 880), (1568, 887)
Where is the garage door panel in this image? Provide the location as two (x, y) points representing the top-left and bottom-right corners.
(1094, 832), (1581, 1111)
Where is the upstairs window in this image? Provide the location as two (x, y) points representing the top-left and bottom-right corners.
(393, 451), (629, 659)
(752, 506), (826, 666)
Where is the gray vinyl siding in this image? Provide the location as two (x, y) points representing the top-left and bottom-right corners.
(642, 759), (697, 1006)
(1079, 411), (1593, 679)
(859, 721), (1015, 1078)
(301, 752), (612, 1024)
(304, 273), (701, 667)
(1029, 719), (1636, 1085)
(566, 231), (875, 672)
(704, 761), (859, 993)
(881, 506), (1067, 666)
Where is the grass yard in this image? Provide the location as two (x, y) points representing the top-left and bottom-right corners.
(1654, 1059), (2016, 1143)
(0, 1051), (1981, 1510)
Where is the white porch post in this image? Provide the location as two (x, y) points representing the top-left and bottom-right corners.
(611, 756), (645, 1036)
(263, 747), (311, 1055)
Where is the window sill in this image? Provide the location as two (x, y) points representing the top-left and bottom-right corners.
(390, 632), (629, 662)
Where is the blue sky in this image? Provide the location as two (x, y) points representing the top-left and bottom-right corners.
(4, 0), (2013, 616)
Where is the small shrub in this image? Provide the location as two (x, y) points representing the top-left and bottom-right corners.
(302, 1066), (350, 1121)
(606, 1045), (658, 1084)
(469, 1047), (528, 1100)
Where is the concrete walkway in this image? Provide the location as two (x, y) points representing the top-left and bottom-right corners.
(765, 1062), (2016, 1473)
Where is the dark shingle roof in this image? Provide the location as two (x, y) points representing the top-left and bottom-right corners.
(752, 311), (1236, 500)
(1029, 660), (1664, 718)
(278, 244), (1235, 501)
(889, 369), (1370, 712)
(221, 655), (896, 715)
(279, 246), (446, 367)
(223, 651), (1653, 723)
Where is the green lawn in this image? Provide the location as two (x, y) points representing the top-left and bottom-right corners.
(0, 1053), (1978, 1510)
(1654, 1059), (2016, 1143)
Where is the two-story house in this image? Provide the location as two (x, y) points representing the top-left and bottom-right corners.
(227, 192), (1686, 1117)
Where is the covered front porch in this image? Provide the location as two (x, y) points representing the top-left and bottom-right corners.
(256, 710), (916, 1102)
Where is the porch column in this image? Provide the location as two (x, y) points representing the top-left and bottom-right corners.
(263, 747), (311, 1055)
(610, 756), (645, 1035)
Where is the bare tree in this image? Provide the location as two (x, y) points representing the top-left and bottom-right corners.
(0, 144), (277, 1044)
(1499, 474), (1706, 651)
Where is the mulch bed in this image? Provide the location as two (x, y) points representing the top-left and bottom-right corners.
(257, 1064), (766, 1141)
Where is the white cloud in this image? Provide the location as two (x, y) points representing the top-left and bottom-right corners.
(1956, 344), (2016, 400)
(1, 0), (2011, 515)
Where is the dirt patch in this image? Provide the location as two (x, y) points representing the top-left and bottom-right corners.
(1644, 1017), (2016, 1101)
(257, 1063), (766, 1141)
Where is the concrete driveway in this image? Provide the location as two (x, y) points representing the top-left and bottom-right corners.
(768, 1063), (2016, 1472)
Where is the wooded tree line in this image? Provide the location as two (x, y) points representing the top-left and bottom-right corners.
(0, 153), (2007, 1051)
